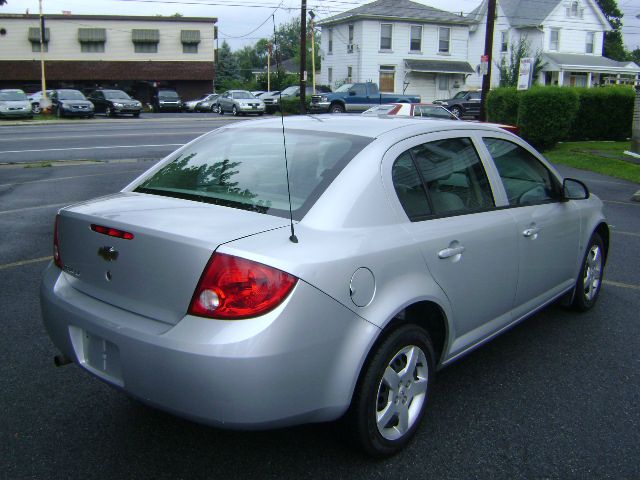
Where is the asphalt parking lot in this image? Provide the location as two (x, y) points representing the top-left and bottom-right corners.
(0, 128), (639, 478)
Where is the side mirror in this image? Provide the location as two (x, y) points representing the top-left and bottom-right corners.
(563, 178), (589, 200)
(349, 90), (356, 96)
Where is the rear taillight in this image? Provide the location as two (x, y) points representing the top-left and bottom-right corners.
(53, 214), (63, 268)
(189, 253), (297, 320)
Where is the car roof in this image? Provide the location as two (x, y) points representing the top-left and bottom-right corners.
(224, 114), (504, 139)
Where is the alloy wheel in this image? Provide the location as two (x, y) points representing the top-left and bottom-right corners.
(583, 244), (602, 302)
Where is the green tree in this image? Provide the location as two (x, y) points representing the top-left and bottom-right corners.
(496, 37), (545, 87)
(631, 47), (640, 66)
(216, 40), (242, 89)
(594, 0), (629, 60)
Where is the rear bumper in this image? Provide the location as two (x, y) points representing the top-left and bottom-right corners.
(40, 263), (378, 429)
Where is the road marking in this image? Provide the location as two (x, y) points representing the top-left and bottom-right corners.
(0, 143), (184, 154)
(604, 280), (640, 291)
(603, 200), (640, 207)
(0, 169), (143, 187)
(0, 131), (209, 142)
(0, 256), (52, 271)
(0, 202), (73, 215)
(613, 230), (640, 238)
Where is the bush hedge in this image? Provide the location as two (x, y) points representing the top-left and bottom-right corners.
(486, 87), (519, 125)
(486, 85), (635, 149)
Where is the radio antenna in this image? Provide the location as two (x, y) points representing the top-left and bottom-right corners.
(272, 14), (298, 243)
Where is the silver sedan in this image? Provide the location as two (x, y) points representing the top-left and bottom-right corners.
(215, 90), (265, 116)
(41, 116), (608, 456)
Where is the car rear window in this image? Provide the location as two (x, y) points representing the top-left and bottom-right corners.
(135, 128), (371, 220)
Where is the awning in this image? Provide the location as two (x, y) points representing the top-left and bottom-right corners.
(404, 59), (474, 75)
(28, 27), (49, 43)
(181, 30), (201, 44)
(132, 29), (160, 43)
(542, 53), (640, 74)
(78, 28), (106, 43)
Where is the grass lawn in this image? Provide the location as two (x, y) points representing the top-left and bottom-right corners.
(544, 141), (640, 185)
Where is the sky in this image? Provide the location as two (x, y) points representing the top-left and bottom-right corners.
(3, 0), (640, 51)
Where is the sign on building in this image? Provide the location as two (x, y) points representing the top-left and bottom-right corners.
(517, 57), (534, 90)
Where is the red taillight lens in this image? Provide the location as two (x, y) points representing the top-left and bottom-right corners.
(91, 224), (134, 240)
(53, 214), (63, 269)
(189, 253), (297, 320)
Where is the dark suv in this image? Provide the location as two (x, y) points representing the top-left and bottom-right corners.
(152, 90), (183, 112)
(432, 90), (481, 118)
(88, 89), (142, 117)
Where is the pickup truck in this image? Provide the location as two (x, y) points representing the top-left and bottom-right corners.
(309, 82), (420, 113)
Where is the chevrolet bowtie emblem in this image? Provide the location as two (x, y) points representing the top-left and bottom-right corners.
(98, 246), (119, 262)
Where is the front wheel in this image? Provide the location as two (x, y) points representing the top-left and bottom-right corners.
(330, 103), (345, 113)
(349, 324), (434, 457)
(105, 106), (113, 117)
(232, 106), (239, 116)
(32, 103), (41, 114)
(450, 106), (462, 118)
(572, 233), (605, 311)
(56, 107), (63, 118)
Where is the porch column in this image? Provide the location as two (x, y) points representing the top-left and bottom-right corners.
(587, 72), (592, 88)
(558, 69), (564, 86)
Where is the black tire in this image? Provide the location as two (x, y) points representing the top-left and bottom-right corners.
(450, 106), (462, 118)
(133, 112), (140, 118)
(330, 103), (345, 114)
(572, 233), (605, 311)
(348, 324), (434, 457)
(32, 103), (41, 114)
(232, 106), (239, 116)
(56, 107), (63, 118)
(105, 106), (113, 117)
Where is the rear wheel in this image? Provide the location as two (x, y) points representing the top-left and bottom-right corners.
(349, 324), (434, 457)
(32, 103), (41, 114)
(330, 103), (345, 113)
(450, 106), (462, 118)
(572, 233), (605, 311)
(105, 106), (113, 117)
(56, 107), (63, 118)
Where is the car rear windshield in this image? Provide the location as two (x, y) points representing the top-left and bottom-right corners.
(58, 90), (86, 100)
(104, 90), (131, 100)
(159, 91), (179, 99)
(0, 91), (27, 101)
(135, 127), (372, 220)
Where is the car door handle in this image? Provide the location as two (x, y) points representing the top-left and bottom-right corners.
(438, 246), (465, 259)
(522, 227), (540, 237)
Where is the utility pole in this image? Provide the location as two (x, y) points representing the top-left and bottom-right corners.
(299, 0), (307, 114)
(479, 0), (496, 122)
(38, 0), (49, 113)
(309, 10), (316, 95)
(267, 43), (272, 92)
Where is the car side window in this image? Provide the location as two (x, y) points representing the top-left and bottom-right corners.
(392, 152), (432, 221)
(483, 137), (558, 206)
(411, 138), (494, 215)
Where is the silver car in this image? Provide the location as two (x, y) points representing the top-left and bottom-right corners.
(215, 90), (265, 116)
(41, 116), (608, 456)
(0, 89), (33, 119)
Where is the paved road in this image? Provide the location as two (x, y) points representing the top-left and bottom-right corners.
(0, 113), (249, 164)
(1, 146), (639, 478)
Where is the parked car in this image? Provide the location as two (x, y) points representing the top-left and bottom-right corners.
(215, 90), (264, 116)
(432, 90), (481, 118)
(309, 82), (418, 114)
(42, 116), (608, 457)
(195, 94), (220, 112)
(263, 85), (331, 113)
(363, 102), (520, 134)
(51, 89), (95, 118)
(152, 89), (183, 112)
(251, 90), (266, 98)
(183, 93), (215, 112)
(27, 90), (53, 114)
(0, 89), (33, 119)
(88, 89), (142, 117)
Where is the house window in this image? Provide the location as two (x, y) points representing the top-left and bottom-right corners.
(438, 74), (449, 90)
(410, 25), (422, 52)
(348, 24), (354, 53)
(347, 66), (353, 82)
(181, 30), (200, 54)
(132, 29), (159, 54)
(439, 27), (450, 53)
(586, 32), (594, 54)
(571, 1), (578, 16)
(550, 29), (560, 51)
(328, 28), (333, 54)
(78, 28), (106, 53)
(328, 67), (333, 84)
(379, 65), (395, 92)
(28, 27), (49, 52)
(501, 31), (508, 52)
(380, 23), (392, 50)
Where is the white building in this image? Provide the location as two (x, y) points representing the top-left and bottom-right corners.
(317, 0), (476, 102)
(0, 13), (218, 102)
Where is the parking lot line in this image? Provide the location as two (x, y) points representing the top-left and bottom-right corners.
(604, 280), (640, 291)
(0, 256), (51, 271)
(0, 144), (184, 154)
(0, 202), (73, 216)
(0, 169), (142, 188)
(603, 199), (640, 207)
(613, 230), (640, 238)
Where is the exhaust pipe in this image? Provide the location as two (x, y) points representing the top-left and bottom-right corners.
(54, 354), (73, 367)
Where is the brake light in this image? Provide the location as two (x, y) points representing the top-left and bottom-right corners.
(189, 253), (297, 320)
(53, 214), (63, 268)
(91, 224), (134, 240)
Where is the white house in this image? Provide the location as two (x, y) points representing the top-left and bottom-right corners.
(466, 0), (640, 87)
(317, 0), (477, 102)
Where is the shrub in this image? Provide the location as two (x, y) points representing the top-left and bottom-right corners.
(517, 87), (579, 150)
(486, 88), (520, 125)
(569, 86), (634, 141)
